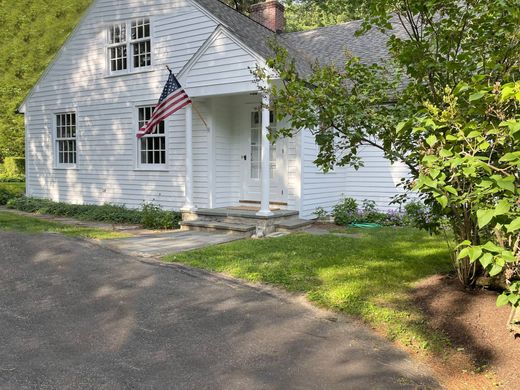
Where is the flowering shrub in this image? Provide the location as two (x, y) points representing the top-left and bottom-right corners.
(332, 197), (406, 227)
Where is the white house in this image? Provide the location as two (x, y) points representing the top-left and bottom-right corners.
(19, 0), (409, 228)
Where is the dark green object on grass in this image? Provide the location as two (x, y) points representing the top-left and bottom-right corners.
(349, 223), (382, 228)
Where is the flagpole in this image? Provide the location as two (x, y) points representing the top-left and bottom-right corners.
(165, 65), (209, 130)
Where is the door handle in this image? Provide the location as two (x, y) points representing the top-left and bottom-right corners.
(242, 155), (247, 161)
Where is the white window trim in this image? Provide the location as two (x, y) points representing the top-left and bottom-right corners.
(52, 108), (79, 170)
(105, 17), (155, 77)
(133, 101), (170, 172)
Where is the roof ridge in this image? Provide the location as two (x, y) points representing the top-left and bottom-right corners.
(281, 18), (364, 36)
(198, 0), (279, 34)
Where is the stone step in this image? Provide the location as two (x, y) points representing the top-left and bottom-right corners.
(181, 220), (256, 235)
(275, 218), (314, 232)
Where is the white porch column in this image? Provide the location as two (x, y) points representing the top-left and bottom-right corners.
(182, 104), (196, 212)
(257, 94), (274, 217)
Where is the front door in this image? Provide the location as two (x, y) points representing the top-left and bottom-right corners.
(241, 109), (287, 203)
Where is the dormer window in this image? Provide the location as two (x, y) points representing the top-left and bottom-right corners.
(107, 18), (151, 74)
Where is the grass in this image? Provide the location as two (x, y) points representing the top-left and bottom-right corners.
(165, 227), (454, 352)
(0, 211), (131, 240)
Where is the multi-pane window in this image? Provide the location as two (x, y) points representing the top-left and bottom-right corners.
(55, 113), (77, 165)
(138, 106), (166, 166)
(131, 18), (151, 68)
(250, 110), (276, 180)
(108, 23), (127, 72)
(107, 18), (151, 73)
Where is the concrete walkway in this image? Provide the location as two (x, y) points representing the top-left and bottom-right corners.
(0, 231), (440, 389)
(102, 230), (246, 257)
(1, 207), (245, 256)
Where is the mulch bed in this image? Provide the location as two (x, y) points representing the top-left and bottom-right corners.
(412, 274), (520, 389)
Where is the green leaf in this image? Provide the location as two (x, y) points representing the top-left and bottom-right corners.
(499, 152), (520, 162)
(457, 247), (469, 260)
(426, 135), (437, 146)
(489, 264), (503, 277)
(477, 209), (495, 228)
(482, 241), (501, 253)
(466, 130), (481, 139)
(495, 199), (511, 216)
(457, 240), (472, 248)
(495, 178), (516, 192)
(439, 149), (453, 158)
(436, 195), (448, 208)
(479, 253), (493, 268)
(506, 217), (520, 233)
(469, 91), (486, 101)
(496, 293), (510, 307)
(500, 119), (520, 135)
(467, 247), (482, 263)
(444, 185), (458, 195)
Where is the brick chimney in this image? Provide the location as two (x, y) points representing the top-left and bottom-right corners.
(250, 1), (285, 33)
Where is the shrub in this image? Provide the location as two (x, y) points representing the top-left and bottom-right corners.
(0, 174), (25, 182)
(4, 157), (25, 176)
(403, 201), (443, 234)
(357, 200), (388, 225)
(332, 197), (358, 226)
(141, 202), (181, 230)
(313, 206), (329, 221)
(0, 183), (25, 205)
(331, 197), (407, 227)
(6, 197), (181, 229)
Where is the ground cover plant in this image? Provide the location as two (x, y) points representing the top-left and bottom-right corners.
(166, 227), (453, 351)
(0, 211), (130, 240)
(7, 197), (181, 229)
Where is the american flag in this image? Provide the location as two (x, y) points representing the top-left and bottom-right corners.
(136, 70), (192, 139)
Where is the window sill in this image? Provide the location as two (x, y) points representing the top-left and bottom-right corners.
(105, 67), (155, 79)
(54, 166), (78, 171)
(134, 167), (169, 172)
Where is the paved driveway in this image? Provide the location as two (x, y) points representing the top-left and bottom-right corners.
(0, 231), (439, 389)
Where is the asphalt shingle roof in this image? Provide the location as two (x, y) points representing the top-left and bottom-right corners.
(192, 0), (406, 75)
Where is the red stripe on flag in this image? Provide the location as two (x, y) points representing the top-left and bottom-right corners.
(154, 89), (185, 113)
(137, 93), (189, 135)
(136, 97), (192, 138)
(137, 94), (190, 137)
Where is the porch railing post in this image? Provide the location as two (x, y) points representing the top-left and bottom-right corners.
(182, 104), (196, 212)
(257, 93), (274, 217)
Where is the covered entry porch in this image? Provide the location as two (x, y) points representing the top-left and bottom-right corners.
(179, 91), (307, 236)
(182, 91), (300, 214)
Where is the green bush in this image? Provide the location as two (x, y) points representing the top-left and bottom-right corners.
(403, 201), (443, 234)
(141, 202), (181, 230)
(0, 174), (25, 182)
(331, 197), (407, 227)
(4, 157), (25, 176)
(0, 183), (25, 205)
(6, 197), (181, 229)
(332, 197), (358, 226)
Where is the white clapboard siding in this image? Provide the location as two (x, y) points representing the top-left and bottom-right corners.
(342, 146), (412, 211)
(300, 130), (349, 219)
(183, 28), (259, 89)
(25, 0), (221, 210)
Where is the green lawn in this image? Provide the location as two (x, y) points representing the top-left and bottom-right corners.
(165, 227), (454, 351)
(0, 211), (131, 240)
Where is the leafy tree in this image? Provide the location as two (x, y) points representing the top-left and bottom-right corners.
(411, 79), (519, 306)
(255, 0), (520, 289)
(0, 0), (91, 160)
(284, 0), (366, 31)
